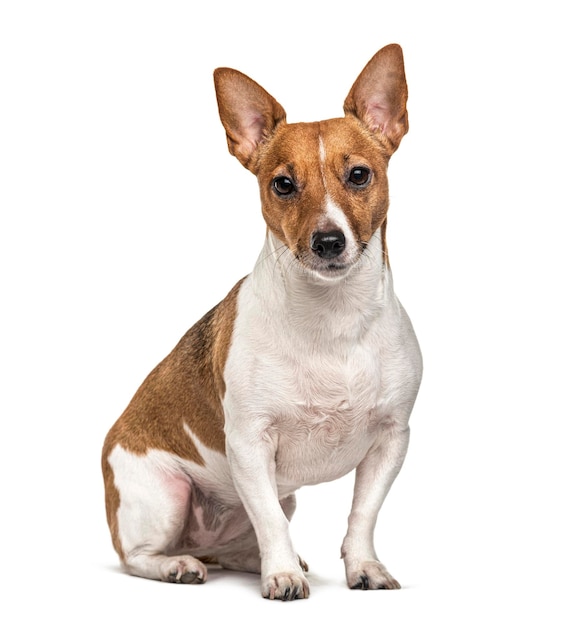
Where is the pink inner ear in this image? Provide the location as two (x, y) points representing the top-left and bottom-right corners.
(241, 109), (267, 148)
(365, 99), (391, 133)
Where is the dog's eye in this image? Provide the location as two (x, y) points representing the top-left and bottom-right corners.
(272, 176), (296, 196)
(348, 167), (371, 187)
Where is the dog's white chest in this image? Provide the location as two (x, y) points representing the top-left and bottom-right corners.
(269, 348), (386, 487)
(222, 258), (417, 492)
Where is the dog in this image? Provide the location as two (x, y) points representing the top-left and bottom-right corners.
(102, 43), (422, 601)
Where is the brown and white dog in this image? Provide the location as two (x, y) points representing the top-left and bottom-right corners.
(102, 44), (422, 601)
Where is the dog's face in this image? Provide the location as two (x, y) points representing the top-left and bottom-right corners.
(255, 116), (391, 280)
(214, 44), (408, 281)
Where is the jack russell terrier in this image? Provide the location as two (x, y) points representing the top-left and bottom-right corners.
(102, 43), (422, 601)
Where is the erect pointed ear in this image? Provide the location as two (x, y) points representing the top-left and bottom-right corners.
(343, 44), (409, 155)
(213, 68), (286, 173)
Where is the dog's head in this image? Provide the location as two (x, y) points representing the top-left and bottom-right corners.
(214, 44), (408, 281)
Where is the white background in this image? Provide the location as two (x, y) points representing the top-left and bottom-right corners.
(1, 1), (584, 623)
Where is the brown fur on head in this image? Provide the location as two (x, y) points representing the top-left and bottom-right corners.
(214, 44), (408, 277)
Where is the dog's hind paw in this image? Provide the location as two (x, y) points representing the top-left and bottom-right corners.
(346, 561), (400, 590)
(161, 556), (207, 584)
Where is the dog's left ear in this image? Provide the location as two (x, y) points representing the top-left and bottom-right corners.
(214, 68), (287, 173)
(344, 44), (409, 155)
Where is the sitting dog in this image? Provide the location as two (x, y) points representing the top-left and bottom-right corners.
(102, 43), (422, 600)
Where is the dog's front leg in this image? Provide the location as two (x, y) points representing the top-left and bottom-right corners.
(225, 430), (309, 600)
(341, 423), (410, 590)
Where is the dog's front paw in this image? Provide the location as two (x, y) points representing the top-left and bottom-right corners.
(160, 556), (207, 584)
(346, 560), (400, 590)
(262, 571), (310, 601)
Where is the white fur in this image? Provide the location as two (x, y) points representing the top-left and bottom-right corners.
(320, 195), (360, 262)
(108, 434), (266, 581)
(222, 227), (422, 591)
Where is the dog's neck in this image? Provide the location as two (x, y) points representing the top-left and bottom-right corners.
(250, 228), (394, 346)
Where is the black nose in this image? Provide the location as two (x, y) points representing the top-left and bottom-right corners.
(310, 230), (346, 259)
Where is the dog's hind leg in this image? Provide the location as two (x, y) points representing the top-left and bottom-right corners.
(104, 445), (208, 584)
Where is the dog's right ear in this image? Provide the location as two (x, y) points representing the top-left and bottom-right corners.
(214, 68), (287, 173)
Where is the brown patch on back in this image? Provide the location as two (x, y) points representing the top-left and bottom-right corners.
(103, 277), (244, 459)
(101, 278), (245, 556)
